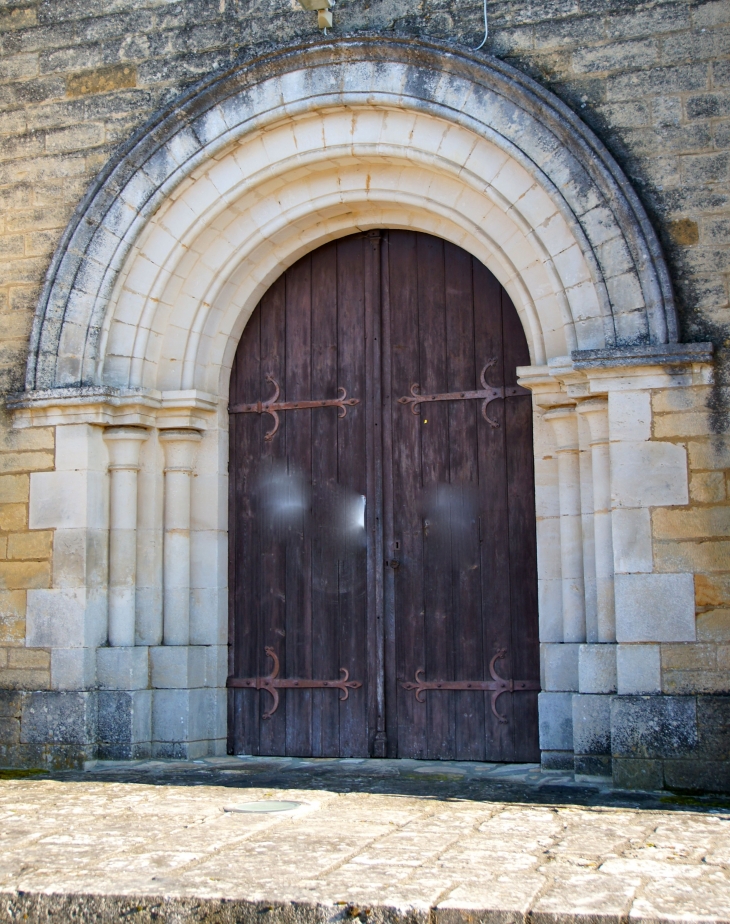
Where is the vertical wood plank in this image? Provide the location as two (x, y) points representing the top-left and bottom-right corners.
(337, 235), (369, 756)
(310, 240), (340, 757)
(502, 290), (540, 762)
(380, 232), (398, 759)
(444, 241), (484, 762)
(284, 256), (313, 756)
(258, 275), (288, 756)
(388, 231), (427, 758)
(417, 233), (454, 760)
(472, 257), (514, 760)
(229, 299), (262, 755)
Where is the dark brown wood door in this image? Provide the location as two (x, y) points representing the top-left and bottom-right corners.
(228, 231), (539, 760)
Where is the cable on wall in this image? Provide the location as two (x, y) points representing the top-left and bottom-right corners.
(474, 0), (488, 50)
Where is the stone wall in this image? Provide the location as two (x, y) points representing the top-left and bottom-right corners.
(0, 0), (729, 784)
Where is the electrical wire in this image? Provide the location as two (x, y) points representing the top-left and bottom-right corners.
(474, 0), (488, 49)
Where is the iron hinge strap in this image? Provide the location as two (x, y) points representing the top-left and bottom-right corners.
(397, 358), (529, 428)
(227, 647), (362, 719)
(229, 374), (359, 440)
(401, 649), (539, 724)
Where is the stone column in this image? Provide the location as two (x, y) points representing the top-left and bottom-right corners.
(577, 399), (615, 643)
(159, 429), (202, 646)
(544, 405), (585, 644)
(104, 427), (149, 647)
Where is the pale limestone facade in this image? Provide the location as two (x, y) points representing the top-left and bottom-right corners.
(0, 1), (728, 790)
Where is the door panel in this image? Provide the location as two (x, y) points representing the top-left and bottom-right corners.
(384, 231), (538, 762)
(229, 230), (539, 761)
(228, 236), (372, 757)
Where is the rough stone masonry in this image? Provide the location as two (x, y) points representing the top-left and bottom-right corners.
(0, 0), (728, 789)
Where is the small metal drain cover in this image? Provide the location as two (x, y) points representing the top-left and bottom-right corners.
(224, 800), (302, 813)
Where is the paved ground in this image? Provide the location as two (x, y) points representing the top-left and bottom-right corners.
(1, 757), (730, 924)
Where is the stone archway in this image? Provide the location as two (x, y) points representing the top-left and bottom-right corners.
(11, 38), (707, 765)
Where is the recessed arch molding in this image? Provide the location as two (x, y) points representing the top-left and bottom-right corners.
(21, 36), (683, 394)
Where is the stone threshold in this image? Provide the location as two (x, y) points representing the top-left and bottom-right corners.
(83, 754), (616, 791)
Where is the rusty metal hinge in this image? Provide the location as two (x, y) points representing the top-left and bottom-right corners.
(229, 374), (359, 441)
(227, 647), (362, 719)
(397, 359), (528, 428)
(401, 649), (539, 724)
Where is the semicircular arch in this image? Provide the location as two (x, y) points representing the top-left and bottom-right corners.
(26, 37), (677, 393)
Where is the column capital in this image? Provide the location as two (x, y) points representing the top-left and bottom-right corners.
(575, 398), (609, 445)
(543, 404), (579, 452)
(159, 428), (203, 472)
(104, 426), (149, 470)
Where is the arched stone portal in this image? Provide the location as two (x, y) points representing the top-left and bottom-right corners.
(9, 39), (711, 769)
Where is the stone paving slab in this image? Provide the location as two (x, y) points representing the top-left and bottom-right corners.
(1, 757), (730, 923)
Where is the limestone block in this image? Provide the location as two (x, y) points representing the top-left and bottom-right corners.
(610, 694), (697, 759)
(541, 750), (575, 771)
(539, 578), (564, 643)
(151, 687), (210, 744)
(579, 644), (617, 693)
(55, 424), (108, 473)
(29, 471), (108, 530)
(664, 759), (730, 793)
(615, 573), (695, 642)
(611, 508), (652, 574)
(610, 441), (688, 508)
(210, 687), (227, 741)
(190, 530), (226, 591)
(695, 574), (730, 606)
(690, 472), (726, 503)
(688, 437), (730, 472)
(51, 648), (96, 691)
(52, 528), (108, 589)
(0, 560), (50, 590)
(7, 531), (53, 561)
(98, 689), (151, 760)
(0, 474), (29, 504)
(653, 505), (730, 540)
(150, 645), (206, 689)
(541, 643), (579, 691)
(97, 646), (149, 690)
(572, 693), (611, 756)
(613, 758), (664, 791)
(205, 645), (228, 688)
(661, 643), (716, 671)
(609, 390), (651, 442)
(26, 588), (107, 649)
(654, 539), (730, 573)
(536, 517), (561, 580)
(0, 590), (26, 645)
(697, 695), (730, 760)
(20, 691), (97, 746)
(538, 691), (574, 751)
(617, 644), (661, 694)
(697, 609), (730, 641)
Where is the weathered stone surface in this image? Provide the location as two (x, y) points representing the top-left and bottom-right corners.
(612, 757), (664, 791)
(611, 695), (698, 760)
(19, 691), (96, 746)
(97, 689), (151, 760)
(539, 691), (574, 751)
(573, 693), (611, 756)
(0, 758), (728, 924)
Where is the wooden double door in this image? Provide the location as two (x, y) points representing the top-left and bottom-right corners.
(228, 231), (539, 762)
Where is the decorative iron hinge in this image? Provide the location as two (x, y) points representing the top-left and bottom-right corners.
(227, 647), (362, 719)
(401, 649), (539, 724)
(397, 359), (529, 428)
(229, 374), (359, 441)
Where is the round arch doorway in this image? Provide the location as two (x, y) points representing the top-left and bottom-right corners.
(228, 230), (539, 762)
